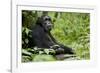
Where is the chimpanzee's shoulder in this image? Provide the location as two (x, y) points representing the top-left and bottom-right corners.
(32, 25), (45, 36)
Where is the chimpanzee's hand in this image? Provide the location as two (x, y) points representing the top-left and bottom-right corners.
(50, 45), (65, 55)
(55, 47), (64, 54)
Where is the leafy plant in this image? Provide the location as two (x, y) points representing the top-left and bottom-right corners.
(22, 11), (90, 62)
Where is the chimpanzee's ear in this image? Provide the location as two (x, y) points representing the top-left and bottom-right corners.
(36, 17), (42, 25)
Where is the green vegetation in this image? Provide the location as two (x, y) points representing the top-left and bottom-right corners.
(22, 10), (90, 62)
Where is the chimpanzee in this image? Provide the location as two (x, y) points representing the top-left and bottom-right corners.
(32, 15), (74, 55)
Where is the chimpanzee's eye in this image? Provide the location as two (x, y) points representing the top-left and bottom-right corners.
(48, 18), (51, 21)
(45, 18), (48, 21)
(46, 18), (51, 21)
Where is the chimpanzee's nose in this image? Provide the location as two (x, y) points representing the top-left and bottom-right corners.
(47, 22), (51, 25)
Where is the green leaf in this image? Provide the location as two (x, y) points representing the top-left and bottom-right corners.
(25, 28), (31, 35)
(22, 49), (32, 56)
(33, 55), (56, 62)
(44, 49), (50, 54)
(25, 39), (29, 44)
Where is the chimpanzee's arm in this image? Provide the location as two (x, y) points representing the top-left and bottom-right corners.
(48, 32), (74, 54)
(48, 32), (59, 44)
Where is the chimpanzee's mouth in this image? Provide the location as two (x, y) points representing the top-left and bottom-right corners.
(47, 26), (52, 30)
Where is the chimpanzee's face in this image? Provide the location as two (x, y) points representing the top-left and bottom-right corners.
(41, 16), (53, 31)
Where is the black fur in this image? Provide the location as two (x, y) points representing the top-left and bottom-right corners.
(32, 15), (74, 55)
